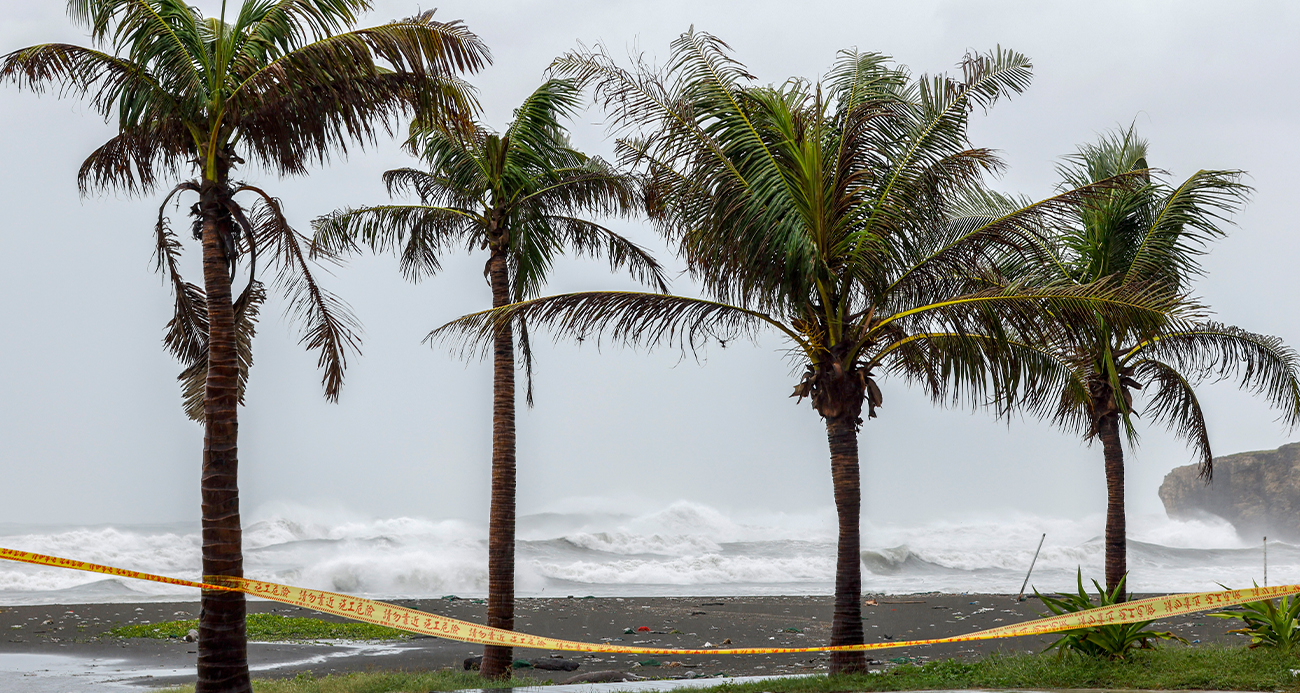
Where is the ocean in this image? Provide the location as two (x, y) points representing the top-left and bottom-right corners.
(0, 501), (1282, 606)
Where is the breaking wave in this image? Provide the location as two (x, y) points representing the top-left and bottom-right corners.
(0, 501), (1285, 604)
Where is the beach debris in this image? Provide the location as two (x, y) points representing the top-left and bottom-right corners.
(864, 599), (878, 606)
(637, 659), (661, 666)
(702, 641), (713, 647)
(699, 602), (725, 606)
(665, 661), (683, 668)
(637, 626), (651, 632)
(623, 628), (635, 634)
(720, 638), (732, 644)
(183, 629), (198, 642)
(530, 657), (580, 671)
(463, 655), (482, 670)
(691, 610), (707, 615)
(669, 629), (683, 634)
(783, 627), (803, 633)
(512, 659), (534, 669)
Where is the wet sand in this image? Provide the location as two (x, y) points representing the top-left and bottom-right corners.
(0, 594), (1246, 688)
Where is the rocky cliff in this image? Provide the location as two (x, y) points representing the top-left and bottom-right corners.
(1159, 442), (1300, 541)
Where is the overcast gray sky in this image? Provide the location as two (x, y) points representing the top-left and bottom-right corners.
(1, 0), (1297, 528)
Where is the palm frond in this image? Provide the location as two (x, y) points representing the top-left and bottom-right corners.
(1129, 358), (1213, 479)
(880, 332), (1089, 428)
(311, 204), (477, 281)
(1122, 322), (1300, 429)
(0, 41), (175, 116)
(176, 280), (267, 422)
(428, 291), (797, 360)
(154, 182), (206, 365)
(869, 278), (1188, 371)
(1122, 169), (1250, 289)
(238, 185), (362, 399)
(544, 216), (669, 293)
(228, 11), (487, 175)
(66, 0), (209, 103)
(77, 120), (192, 193)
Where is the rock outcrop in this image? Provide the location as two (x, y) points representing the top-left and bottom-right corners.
(1159, 442), (1300, 541)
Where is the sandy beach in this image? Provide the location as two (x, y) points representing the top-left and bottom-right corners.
(0, 593), (1246, 688)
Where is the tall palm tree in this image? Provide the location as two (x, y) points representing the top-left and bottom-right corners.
(434, 32), (1181, 674)
(312, 78), (668, 679)
(1002, 129), (1300, 595)
(2, 2), (487, 690)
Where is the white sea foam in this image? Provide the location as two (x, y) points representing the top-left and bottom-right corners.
(0, 500), (1288, 604)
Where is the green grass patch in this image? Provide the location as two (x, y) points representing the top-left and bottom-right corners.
(698, 647), (1300, 692)
(153, 670), (548, 693)
(106, 613), (408, 641)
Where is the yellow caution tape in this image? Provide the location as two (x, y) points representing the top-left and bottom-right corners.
(1, 546), (1294, 654)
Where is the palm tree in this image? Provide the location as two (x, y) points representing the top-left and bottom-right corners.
(433, 32), (1181, 674)
(1, 2), (487, 690)
(1004, 128), (1300, 595)
(311, 78), (668, 679)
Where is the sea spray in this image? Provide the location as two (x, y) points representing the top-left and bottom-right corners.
(0, 501), (1288, 605)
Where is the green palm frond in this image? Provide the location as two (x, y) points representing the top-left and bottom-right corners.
(1129, 358), (1213, 478)
(881, 331), (1088, 424)
(1123, 322), (1300, 439)
(311, 204), (478, 281)
(1121, 168), (1250, 289)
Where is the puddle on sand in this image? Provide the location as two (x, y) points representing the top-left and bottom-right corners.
(0, 640), (410, 691)
(0, 652), (137, 692)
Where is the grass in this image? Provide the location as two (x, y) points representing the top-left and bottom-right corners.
(106, 613), (408, 641)
(153, 647), (1300, 693)
(700, 647), (1300, 692)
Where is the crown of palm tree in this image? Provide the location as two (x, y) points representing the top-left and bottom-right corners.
(2, 0), (490, 412)
(5, 0), (487, 190)
(313, 78), (668, 403)
(999, 128), (1300, 478)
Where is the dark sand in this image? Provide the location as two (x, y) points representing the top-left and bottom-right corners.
(0, 594), (1246, 688)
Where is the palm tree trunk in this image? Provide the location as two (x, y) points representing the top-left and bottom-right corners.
(826, 415), (867, 674)
(480, 248), (516, 680)
(1097, 412), (1127, 599)
(196, 183), (252, 693)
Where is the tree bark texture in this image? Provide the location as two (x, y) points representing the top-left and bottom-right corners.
(480, 248), (517, 680)
(1097, 413), (1127, 600)
(826, 415), (867, 674)
(196, 183), (252, 693)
